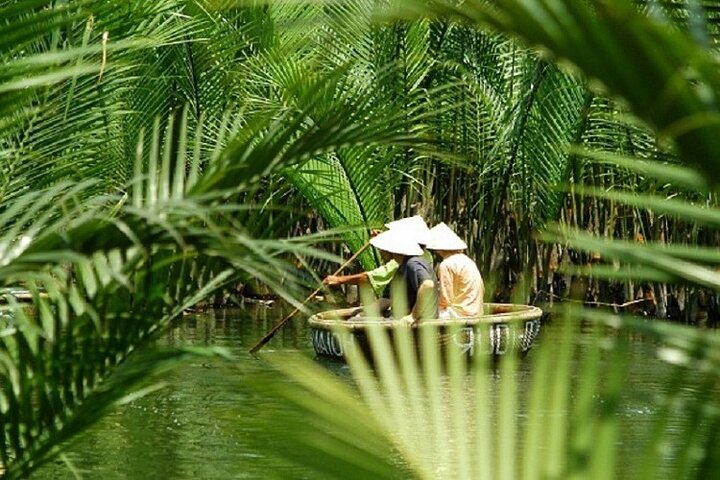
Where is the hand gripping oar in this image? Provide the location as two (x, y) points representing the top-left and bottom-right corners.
(249, 241), (372, 354)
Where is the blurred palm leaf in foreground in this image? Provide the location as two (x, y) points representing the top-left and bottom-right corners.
(0, 115), (313, 478)
(260, 303), (720, 479)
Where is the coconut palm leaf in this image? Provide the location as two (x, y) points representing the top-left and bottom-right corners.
(394, 0), (720, 183)
(0, 108), (339, 476)
(0, 0), (200, 201)
(250, 302), (720, 479)
(283, 147), (395, 270)
(477, 58), (588, 267)
(570, 148), (708, 192)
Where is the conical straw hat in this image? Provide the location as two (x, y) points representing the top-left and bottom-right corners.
(370, 228), (423, 256)
(384, 215), (431, 245)
(426, 222), (467, 250)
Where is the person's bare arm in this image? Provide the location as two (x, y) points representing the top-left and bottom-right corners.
(410, 279), (435, 322)
(323, 271), (369, 286)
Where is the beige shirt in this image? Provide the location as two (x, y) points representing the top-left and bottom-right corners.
(437, 253), (484, 318)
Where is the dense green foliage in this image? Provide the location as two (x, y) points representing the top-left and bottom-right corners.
(0, 0), (425, 475)
(1, 0), (720, 478)
(256, 2), (720, 479)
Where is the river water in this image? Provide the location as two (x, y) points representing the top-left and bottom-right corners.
(34, 303), (710, 479)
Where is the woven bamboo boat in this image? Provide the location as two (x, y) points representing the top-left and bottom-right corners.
(309, 303), (543, 360)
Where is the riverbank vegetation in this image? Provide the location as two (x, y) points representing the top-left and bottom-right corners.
(1, 0), (720, 477)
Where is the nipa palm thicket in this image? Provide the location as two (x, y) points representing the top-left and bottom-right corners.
(362, 0), (720, 323)
(238, 0), (720, 323)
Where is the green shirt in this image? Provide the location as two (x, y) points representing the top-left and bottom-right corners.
(366, 259), (399, 296)
(366, 250), (433, 297)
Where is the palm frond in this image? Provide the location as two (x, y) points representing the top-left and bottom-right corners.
(253, 301), (720, 479)
(0, 103), (349, 475)
(395, 0), (720, 183)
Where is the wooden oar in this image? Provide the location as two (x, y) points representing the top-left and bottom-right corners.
(249, 240), (372, 354)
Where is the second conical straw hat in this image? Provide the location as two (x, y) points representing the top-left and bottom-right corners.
(384, 215), (431, 245)
(426, 222), (467, 250)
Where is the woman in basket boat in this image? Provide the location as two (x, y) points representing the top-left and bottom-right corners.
(426, 222), (484, 320)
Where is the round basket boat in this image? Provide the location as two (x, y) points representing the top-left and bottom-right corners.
(309, 303), (543, 361)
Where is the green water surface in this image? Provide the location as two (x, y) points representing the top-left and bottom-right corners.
(34, 303), (709, 479)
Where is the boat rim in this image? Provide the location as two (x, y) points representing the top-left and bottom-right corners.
(309, 303), (543, 330)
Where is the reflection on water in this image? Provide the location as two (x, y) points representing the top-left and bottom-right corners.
(34, 305), (709, 479)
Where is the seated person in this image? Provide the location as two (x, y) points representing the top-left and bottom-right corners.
(369, 229), (437, 323)
(426, 223), (484, 319)
(323, 257), (398, 298)
(323, 215), (433, 296)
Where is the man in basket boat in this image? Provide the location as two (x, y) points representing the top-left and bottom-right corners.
(322, 215), (434, 297)
(367, 228), (438, 324)
(426, 223), (484, 319)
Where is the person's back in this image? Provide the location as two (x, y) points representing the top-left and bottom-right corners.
(426, 222), (484, 319)
(391, 255), (438, 320)
(437, 252), (483, 318)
